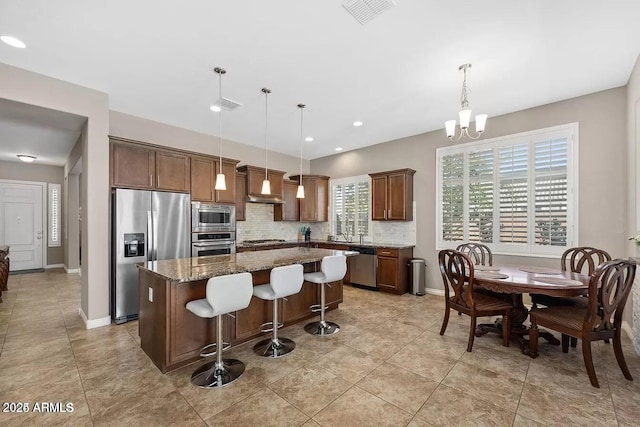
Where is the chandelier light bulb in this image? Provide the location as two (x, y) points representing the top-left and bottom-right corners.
(459, 109), (472, 129)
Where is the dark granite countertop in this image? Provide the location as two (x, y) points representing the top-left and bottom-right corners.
(236, 239), (415, 250)
(138, 246), (358, 283)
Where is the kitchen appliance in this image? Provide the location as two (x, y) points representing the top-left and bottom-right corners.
(192, 231), (236, 257)
(191, 202), (235, 232)
(348, 246), (377, 288)
(111, 189), (190, 324)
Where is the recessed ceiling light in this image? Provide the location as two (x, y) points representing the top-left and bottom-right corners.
(1, 35), (26, 49)
(17, 154), (36, 162)
(305, 137), (314, 142)
(209, 105), (221, 112)
(353, 121), (363, 127)
(336, 147), (343, 152)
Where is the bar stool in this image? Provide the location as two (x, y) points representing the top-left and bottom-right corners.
(304, 255), (347, 336)
(186, 272), (253, 388)
(252, 264), (304, 357)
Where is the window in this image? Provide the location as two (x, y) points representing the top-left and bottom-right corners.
(436, 123), (578, 257)
(330, 175), (371, 240)
(48, 183), (61, 247)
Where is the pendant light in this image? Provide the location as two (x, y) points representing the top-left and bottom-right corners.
(214, 67), (227, 190)
(296, 104), (306, 199)
(261, 88), (272, 195)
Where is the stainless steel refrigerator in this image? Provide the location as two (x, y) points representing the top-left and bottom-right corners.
(111, 189), (190, 324)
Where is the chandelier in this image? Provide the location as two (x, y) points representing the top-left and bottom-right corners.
(445, 63), (487, 141)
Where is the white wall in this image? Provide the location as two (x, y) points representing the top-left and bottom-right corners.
(0, 63), (110, 327)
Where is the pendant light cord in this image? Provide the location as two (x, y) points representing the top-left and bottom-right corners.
(264, 89), (269, 180)
(299, 105), (304, 184)
(218, 70), (223, 164)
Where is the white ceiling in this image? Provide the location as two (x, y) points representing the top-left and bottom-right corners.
(0, 1), (639, 160)
(0, 98), (85, 166)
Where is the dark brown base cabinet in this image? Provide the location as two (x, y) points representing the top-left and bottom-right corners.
(139, 265), (342, 373)
(376, 247), (413, 294)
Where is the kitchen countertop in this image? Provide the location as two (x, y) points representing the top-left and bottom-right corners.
(236, 239), (415, 249)
(138, 246), (358, 283)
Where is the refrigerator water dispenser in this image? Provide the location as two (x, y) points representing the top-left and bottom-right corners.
(124, 233), (145, 257)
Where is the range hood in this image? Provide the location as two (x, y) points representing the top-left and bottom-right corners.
(237, 165), (286, 204)
(246, 194), (285, 204)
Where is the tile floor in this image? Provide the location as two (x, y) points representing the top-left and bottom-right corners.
(1, 269), (640, 426)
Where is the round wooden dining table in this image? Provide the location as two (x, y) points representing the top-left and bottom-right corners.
(470, 264), (591, 357)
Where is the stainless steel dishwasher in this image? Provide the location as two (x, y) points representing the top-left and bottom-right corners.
(348, 246), (377, 288)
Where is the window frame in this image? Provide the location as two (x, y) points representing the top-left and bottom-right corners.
(436, 122), (579, 258)
(329, 174), (372, 240)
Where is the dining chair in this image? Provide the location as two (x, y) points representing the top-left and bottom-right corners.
(456, 243), (493, 266)
(531, 246), (612, 347)
(528, 258), (636, 388)
(439, 249), (512, 352)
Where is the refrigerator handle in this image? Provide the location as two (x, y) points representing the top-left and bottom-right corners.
(147, 210), (153, 261)
(152, 210), (159, 261)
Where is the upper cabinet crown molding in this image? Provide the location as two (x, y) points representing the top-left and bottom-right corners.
(369, 168), (415, 221)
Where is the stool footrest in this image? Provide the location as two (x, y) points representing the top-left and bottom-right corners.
(259, 321), (284, 334)
(200, 342), (231, 358)
(309, 304), (329, 313)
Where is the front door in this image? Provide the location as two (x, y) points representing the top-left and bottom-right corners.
(0, 182), (44, 271)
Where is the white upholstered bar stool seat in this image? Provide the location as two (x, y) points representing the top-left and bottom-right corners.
(304, 255), (347, 336)
(185, 272), (253, 388)
(252, 264), (304, 357)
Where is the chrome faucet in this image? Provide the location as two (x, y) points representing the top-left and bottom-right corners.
(340, 232), (352, 243)
(359, 233), (364, 244)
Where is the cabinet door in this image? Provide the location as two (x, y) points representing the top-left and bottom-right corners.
(300, 178), (318, 221)
(282, 281), (316, 324)
(268, 171), (284, 197)
(371, 176), (388, 220)
(235, 172), (246, 221)
(111, 143), (155, 189)
(190, 156), (215, 202)
(377, 256), (398, 291)
(323, 279), (343, 308)
(156, 151), (190, 192)
(275, 181), (299, 221)
(388, 173), (409, 220)
(235, 296), (271, 341)
(215, 160), (237, 204)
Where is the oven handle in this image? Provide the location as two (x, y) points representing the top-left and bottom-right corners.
(193, 242), (235, 247)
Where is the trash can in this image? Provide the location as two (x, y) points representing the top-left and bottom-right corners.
(409, 258), (426, 296)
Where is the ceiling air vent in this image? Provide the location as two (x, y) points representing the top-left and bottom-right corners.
(212, 97), (243, 112)
(342, 0), (396, 25)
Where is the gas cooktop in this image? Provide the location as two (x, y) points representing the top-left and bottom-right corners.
(242, 239), (287, 244)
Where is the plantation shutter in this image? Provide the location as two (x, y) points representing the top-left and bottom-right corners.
(534, 137), (568, 246)
(331, 177), (370, 239)
(441, 153), (464, 241)
(499, 143), (529, 244)
(468, 149), (494, 243)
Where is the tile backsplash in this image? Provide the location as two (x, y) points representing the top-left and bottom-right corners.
(236, 202), (416, 246)
(237, 203), (329, 242)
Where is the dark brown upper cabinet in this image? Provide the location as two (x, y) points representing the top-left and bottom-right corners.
(369, 169), (415, 221)
(274, 180), (300, 221)
(289, 175), (329, 222)
(110, 139), (189, 193)
(190, 155), (238, 204)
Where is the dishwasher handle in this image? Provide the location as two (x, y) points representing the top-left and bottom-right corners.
(348, 246), (377, 256)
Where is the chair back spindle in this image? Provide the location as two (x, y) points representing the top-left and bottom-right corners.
(586, 259), (636, 334)
(456, 243), (493, 266)
(561, 247), (611, 275)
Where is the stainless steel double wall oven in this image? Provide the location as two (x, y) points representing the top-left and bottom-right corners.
(191, 202), (236, 257)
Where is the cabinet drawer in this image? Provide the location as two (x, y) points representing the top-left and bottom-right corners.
(377, 248), (398, 257)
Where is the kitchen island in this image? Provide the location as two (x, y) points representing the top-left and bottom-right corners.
(137, 247), (357, 373)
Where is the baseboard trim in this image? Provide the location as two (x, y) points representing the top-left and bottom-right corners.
(78, 308), (111, 330)
(64, 265), (80, 274)
(622, 320), (634, 343)
(45, 264), (64, 269)
(424, 288), (445, 297)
